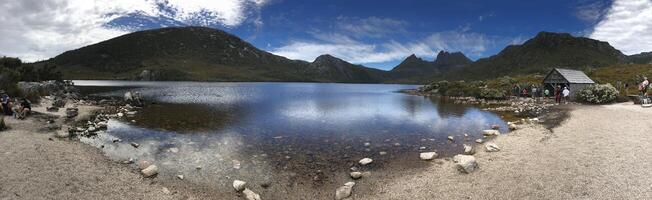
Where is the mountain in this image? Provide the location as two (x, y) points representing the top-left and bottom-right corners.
(628, 52), (652, 64)
(309, 54), (387, 83)
(390, 51), (471, 81)
(45, 27), (386, 83)
(443, 32), (627, 80)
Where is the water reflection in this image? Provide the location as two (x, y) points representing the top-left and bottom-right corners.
(75, 81), (508, 199)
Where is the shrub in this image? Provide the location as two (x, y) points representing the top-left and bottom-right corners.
(479, 88), (507, 100)
(576, 84), (619, 104)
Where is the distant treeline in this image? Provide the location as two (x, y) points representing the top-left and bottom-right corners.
(0, 57), (63, 95)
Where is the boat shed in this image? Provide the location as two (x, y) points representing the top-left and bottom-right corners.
(542, 68), (595, 99)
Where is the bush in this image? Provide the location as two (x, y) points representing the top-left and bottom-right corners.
(576, 84), (619, 104)
(479, 88), (507, 100)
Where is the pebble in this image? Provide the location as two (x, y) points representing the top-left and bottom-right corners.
(359, 158), (373, 165)
(363, 142), (371, 147)
(177, 175), (184, 180)
(243, 188), (261, 200)
(335, 182), (355, 200)
(453, 155), (478, 174)
(485, 143), (501, 152)
(130, 142), (140, 148)
(482, 130), (500, 136)
(350, 172), (362, 179)
(162, 187), (171, 195)
(447, 136), (454, 141)
(233, 180), (247, 192)
(137, 160), (151, 170)
(393, 142), (401, 147)
(463, 144), (475, 155)
(475, 139), (483, 143)
(141, 165), (158, 177)
(419, 152), (438, 160)
(379, 151), (387, 156)
(168, 147), (179, 153)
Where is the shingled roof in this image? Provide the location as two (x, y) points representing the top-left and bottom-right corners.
(544, 68), (595, 84)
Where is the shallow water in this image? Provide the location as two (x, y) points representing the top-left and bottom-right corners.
(74, 81), (508, 198)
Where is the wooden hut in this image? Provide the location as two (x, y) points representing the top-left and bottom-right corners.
(542, 68), (595, 99)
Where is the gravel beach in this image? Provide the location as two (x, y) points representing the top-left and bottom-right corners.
(2, 101), (651, 199)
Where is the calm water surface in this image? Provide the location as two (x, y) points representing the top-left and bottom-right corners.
(74, 80), (508, 198)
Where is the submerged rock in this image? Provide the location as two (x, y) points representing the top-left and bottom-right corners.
(482, 130), (500, 136)
(359, 158), (373, 166)
(233, 180), (247, 192)
(453, 155), (478, 173)
(419, 152), (438, 160)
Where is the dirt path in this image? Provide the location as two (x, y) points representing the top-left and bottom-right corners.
(363, 102), (652, 199)
(0, 106), (196, 200)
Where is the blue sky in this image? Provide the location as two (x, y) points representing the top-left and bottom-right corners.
(2, 0), (651, 70)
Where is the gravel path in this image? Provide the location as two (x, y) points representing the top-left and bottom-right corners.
(363, 103), (652, 199)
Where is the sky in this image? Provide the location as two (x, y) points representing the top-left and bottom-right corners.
(1, 0), (651, 70)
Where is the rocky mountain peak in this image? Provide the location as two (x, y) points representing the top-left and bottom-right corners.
(434, 51), (471, 66)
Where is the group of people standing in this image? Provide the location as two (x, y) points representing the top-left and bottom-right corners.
(0, 90), (32, 120)
(512, 84), (570, 103)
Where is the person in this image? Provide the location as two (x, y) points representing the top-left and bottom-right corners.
(0, 91), (12, 116)
(522, 88), (528, 98)
(639, 77), (649, 96)
(544, 88), (550, 98)
(562, 87), (570, 103)
(13, 98), (31, 120)
(531, 85), (538, 99)
(554, 85), (562, 104)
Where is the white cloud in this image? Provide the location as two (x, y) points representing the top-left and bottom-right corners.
(589, 0), (652, 55)
(575, 0), (609, 24)
(0, 0), (267, 61)
(335, 16), (409, 38)
(271, 30), (490, 65)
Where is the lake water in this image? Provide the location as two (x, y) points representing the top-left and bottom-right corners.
(73, 81), (508, 199)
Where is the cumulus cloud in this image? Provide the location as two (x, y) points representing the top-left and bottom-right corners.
(271, 30), (491, 64)
(589, 0), (652, 55)
(0, 0), (267, 61)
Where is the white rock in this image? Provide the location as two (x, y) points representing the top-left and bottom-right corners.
(162, 187), (171, 195)
(453, 155), (478, 173)
(117, 112), (124, 117)
(475, 139), (484, 144)
(485, 143), (501, 152)
(482, 130), (501, 136)
(97, 121), (108, 129)
(243, 188), (261, 200)
(379, 151), (387, 156)
(419, 152), (438, 160)
(168, 147), (179, 153)
(350, 172), (362, 179)
(508, 123), (517, 130)
(447, 136), (454, 141)
(335, 182), (355, 200)
(141, 165), (158, 177)
(363, 142), (371, 147)
(130, 142), (140, 148)
(359, 158), (373, 165)
(177, 175), (184, 180)
(419, 146), (426, 150)
(137, 160), (151, 170)
(233, 180), (247, 192)
(463, 144), (475, 155)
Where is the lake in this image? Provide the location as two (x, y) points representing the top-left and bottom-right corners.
(73, 80), (508, 199)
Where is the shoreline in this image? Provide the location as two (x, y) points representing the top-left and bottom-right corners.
(3, 83), (642, 199)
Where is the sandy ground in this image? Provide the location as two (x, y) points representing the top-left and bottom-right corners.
(362, 102), (652, 199)
(0, 102), (198, 200)
(3, 101), (652, 200)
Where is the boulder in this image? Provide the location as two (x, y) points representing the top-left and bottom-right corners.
(350, 172), (362, 179)
(141, 165), (158, 177)
(485, 143), (500, 152)
(419, 152), (438, 160)
(335, 182), (355, 200)
(453, 155), (478, 173)
(482, 130), (500, 136)
(463, 144), (475, 155)
(233, 180), (247, 192)
(359, 158), (373, 166)
(243, 188), (261, 200)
